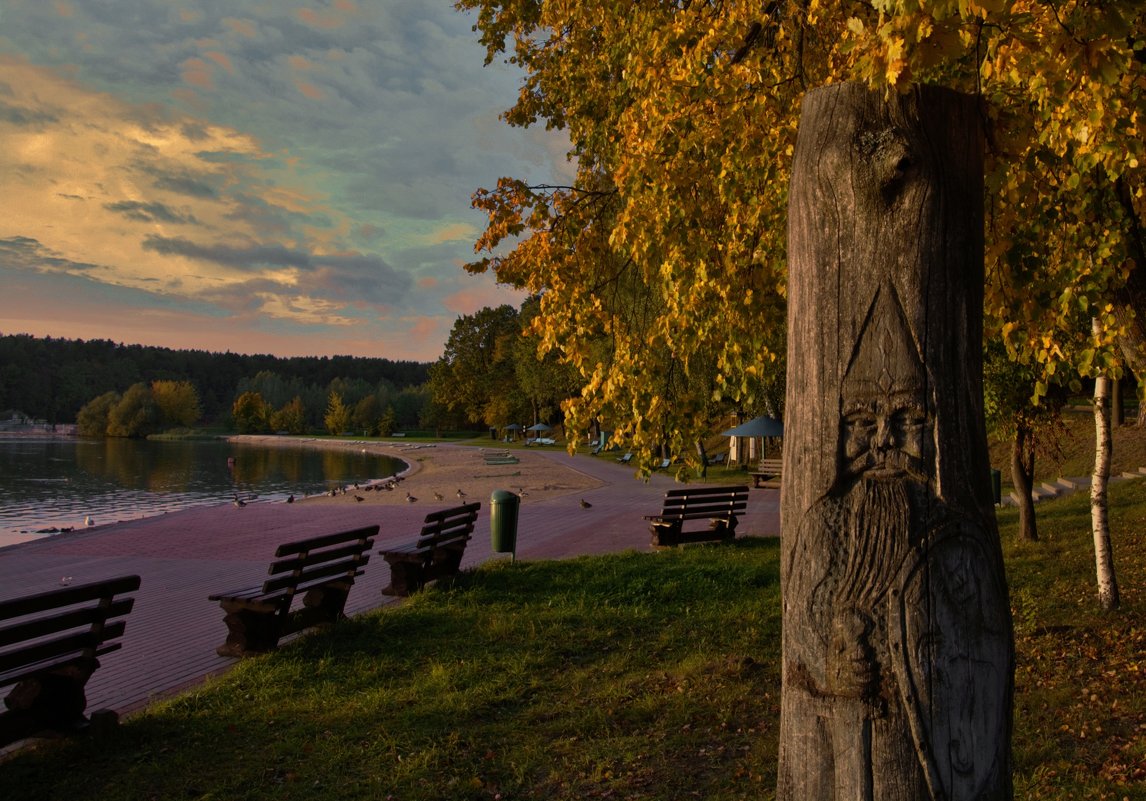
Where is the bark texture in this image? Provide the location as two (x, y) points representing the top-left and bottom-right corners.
(778, 82), (1014, 801)
(1112, 176), (1146, 425)
(1010, 427), (1039, 542)
(1091, 329), (1121, 611)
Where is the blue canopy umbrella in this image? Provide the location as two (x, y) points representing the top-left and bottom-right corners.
(721, 415), (783, 465)
(720, 416), (784, 438)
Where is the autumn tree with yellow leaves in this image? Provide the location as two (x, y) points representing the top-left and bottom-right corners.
(458, 0), (1143, 466)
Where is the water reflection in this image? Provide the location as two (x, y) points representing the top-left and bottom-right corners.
(74, 438), (204, 494)
(0, 438), (405, 542)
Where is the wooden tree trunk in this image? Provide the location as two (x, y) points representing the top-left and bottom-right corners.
(1111, 376), (1124, 427)
(778, 82), (1014, 801)
(1091, 323), (1121, 610)
(1011, 426), (1039, 542)
(1112, 176), (1146, 426)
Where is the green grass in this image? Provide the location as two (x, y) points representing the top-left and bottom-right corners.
(2, 488), (1143, 800)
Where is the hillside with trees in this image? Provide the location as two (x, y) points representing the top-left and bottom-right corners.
(0, 333), (430, 426)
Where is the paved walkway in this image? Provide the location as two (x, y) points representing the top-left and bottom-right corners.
(0, 448), (779, 718)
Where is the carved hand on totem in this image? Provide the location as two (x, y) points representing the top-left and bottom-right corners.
(827, 609), (877, 698)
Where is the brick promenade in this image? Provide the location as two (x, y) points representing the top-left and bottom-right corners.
(0, 448), (779, 718)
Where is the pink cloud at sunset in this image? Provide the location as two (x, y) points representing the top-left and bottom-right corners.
(297, 7), (348, 30)
(205, 51), (235, 73)
(442, 280), (526, 317)
(181, 57), (215, 89)
(295, 80), (325, 101)
(222, 17), (258, 38)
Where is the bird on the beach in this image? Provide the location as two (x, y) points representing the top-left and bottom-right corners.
(406, 491), (418, 503)
(286, 494), (295, 504)
(233, 495), (246, 508)
(84, 515), (94, 527)
(329, 488), (338, 497)
(355, 495), (365, 503)
(580, 498), (592, 509)
(516, 486), (528, 497)
(433, 491), (444, 501)
(456, 488), (467, 499)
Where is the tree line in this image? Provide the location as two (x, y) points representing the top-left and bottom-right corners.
(1, 333), (431, 429)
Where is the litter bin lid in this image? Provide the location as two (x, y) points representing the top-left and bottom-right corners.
(491, 489), (519, 502)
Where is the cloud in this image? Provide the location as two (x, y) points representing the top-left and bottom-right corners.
(0, 2), (567, 360)
(0, 236), (103, 274)
(104, 200), (198, 224)
(0, 101), (58, 127)
(149, 172), (218, 198)
(442, 277), (526, 316)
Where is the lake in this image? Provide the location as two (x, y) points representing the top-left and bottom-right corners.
(0, 437), (406, 547)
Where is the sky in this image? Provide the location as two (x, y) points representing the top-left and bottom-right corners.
(0, 1), (568, 362)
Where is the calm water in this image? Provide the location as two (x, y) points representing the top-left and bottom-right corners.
(0, 438), (406, 544)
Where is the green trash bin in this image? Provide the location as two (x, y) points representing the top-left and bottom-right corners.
(490, 489), (521, 559)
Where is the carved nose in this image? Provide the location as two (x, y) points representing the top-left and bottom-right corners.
(874, 417), (894, 451)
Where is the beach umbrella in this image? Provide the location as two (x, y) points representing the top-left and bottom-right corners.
(504, 423), (523, 431)
(526, 423), (552, 432)
(720, 416), (784, 438)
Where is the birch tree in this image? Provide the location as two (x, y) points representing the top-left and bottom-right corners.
(1091, 318), (1122, 610)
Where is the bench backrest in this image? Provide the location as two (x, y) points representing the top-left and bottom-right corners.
(0, 574), (141, 688)
(416, 502), (481, 550)
(262, 525), (378, 597)
(659, 485), (750, 518)
(755, 459), (783, 472)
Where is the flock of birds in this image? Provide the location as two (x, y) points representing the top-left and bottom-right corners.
(228, 480), (596, 510)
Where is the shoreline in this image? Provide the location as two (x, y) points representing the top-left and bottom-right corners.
(225, 434), (425, 482)
(0, 435), (605, 549)
(226, 435), (604, 508)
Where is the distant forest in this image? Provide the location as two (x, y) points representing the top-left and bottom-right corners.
(0, 334), (431, 425)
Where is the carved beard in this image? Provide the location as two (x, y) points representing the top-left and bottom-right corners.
(837, 475), (916, 610)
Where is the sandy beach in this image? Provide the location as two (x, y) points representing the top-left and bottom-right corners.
(228, 435), (605, 506)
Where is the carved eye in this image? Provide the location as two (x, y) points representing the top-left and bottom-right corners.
(844, 412), (877, 435)
(890, 408), (925, 431)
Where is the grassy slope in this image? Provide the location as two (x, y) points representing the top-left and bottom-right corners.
(989, 407), (1146, 488)
(1, 487), (1143, 799)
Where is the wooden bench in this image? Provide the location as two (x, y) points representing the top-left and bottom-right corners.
(750, 458), (784, 489)
(0, 575), (141, 745)
(644, 485), (750, 547)
(380, 502), (481, 596)
(208, 526), (377, 658)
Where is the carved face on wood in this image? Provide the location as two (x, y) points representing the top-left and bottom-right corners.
(842, 393), (927, 480)
(839, 285), (932, 484)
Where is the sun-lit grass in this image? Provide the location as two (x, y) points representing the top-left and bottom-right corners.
(2, 483), (1143, 800)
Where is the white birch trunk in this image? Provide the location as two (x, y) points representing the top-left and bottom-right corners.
(1091, 321), (1121, 611)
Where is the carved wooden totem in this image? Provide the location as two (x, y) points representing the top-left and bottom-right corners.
(777, 83), (1014, 801)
